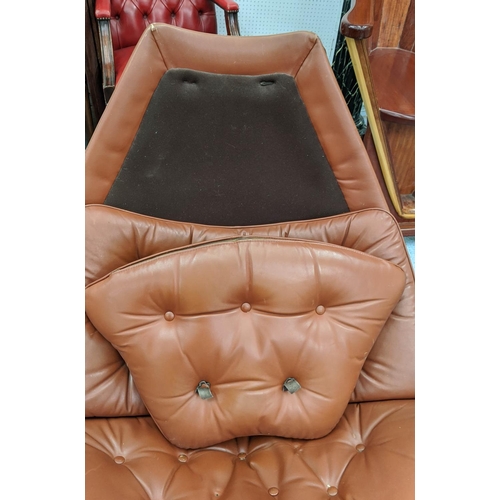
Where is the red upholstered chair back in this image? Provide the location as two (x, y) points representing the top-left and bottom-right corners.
(95, 0), (240, 103)
(109, 0), (217, 51)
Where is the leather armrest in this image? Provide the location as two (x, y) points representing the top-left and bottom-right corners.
(341, 0), (373, 40)
(95, 0), (111, 18)
(211, 0), (239, 12)
(212, 0), (241, 35)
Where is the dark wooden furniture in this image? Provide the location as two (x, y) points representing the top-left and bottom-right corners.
(341, 0), (415, 235)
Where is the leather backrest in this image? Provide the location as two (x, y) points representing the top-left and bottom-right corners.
(85, 207), (415, 418)
(86, 25), (389, 215)
(86, 236), (406, 448)
(109, 0), (217, 50)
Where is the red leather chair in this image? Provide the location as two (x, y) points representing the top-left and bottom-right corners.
(95, 0), (240, 103)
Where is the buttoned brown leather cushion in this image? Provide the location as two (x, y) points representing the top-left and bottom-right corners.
(86, 237), (405, 449)
(86, 399), (414, 499)
(85, 207), (415, 418)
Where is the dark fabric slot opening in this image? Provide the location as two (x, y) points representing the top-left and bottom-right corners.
(104, 69), (349, 225)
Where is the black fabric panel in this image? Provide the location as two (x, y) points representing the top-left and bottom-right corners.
(104, 69), (349, 225)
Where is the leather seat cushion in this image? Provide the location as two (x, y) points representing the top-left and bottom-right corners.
(86, 237), (405, 448)
(86, 399), (415, 499)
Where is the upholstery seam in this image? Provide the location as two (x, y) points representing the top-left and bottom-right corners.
(86, 236), (401, 286)
(150, 0), (159, 16)
(150, 24), (170, 73)
(293, 36), (318, 79)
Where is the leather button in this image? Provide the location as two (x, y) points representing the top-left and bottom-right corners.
(143, 14), (147, 19)
(114, 456), (125, 464)
(178, 454), (188, 463)
(327, 486), (338, 496)
(115, 15), (119, 20)
(356, 444), (365, 452)
(241, 303), (252, 312)
(316, 305), (326, 315)
(283, 377), (301, 393)
(164, 311), (175, 321)
(237, 452), (246, 460)
(196, 381), (213, 400)
(268, 487), (279, 496)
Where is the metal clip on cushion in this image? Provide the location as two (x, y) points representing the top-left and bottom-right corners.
(282, 377), (301, 394)
(196, 381), (213, 400)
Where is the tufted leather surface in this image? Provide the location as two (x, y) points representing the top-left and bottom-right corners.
(85, 206), (414, 418)
(86, 399), (414, 499)
(86, 237), (405, 448)
(99, 0), (220, 84)
(108, 0), (217, 51)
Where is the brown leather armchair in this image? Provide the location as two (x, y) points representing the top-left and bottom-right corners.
(341, 0), (415, 235)
(85, 24), (415, 499)
(94, 0), (240, 103)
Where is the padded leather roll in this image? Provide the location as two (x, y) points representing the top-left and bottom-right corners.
(86, 237), (405, 448)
